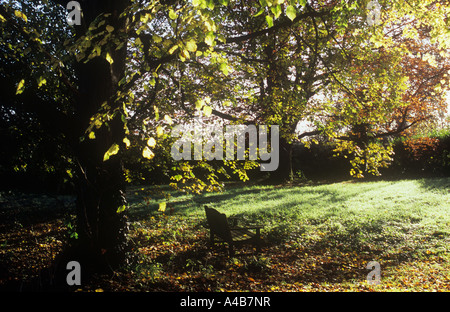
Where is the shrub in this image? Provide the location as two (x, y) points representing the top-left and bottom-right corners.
(389, 132), (450, 177)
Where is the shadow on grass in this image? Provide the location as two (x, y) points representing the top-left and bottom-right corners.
(127, 180), (392, 223)
(127, 185), (283, 222)
(0, 191), (74, 230)
(416, 177), (450, 193)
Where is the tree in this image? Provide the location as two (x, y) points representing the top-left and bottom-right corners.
(198, 0), (450, 181)
(1, 0), (134, 270)
(0, 0), (262, 274)
(317, 1), (450, 177)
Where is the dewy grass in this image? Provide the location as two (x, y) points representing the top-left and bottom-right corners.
(122, 177), (450, 291)
(128, 177), (449, 254)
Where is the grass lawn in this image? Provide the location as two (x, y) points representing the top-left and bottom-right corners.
(1, 177), (449, 291)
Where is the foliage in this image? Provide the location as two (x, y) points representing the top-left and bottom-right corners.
(2, 0), (449, 187)
(0, 1), (75, 192)
(389, 131), (450, 177)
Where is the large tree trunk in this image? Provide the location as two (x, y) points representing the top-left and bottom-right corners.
(269, 136), (293, 183)
(67, 0), (131, 272)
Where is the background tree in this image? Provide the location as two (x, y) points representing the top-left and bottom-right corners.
(317, 1), (450, 177)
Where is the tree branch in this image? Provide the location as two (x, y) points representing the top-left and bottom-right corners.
(225, 9), (330, 44)
(0, 5), (79, 98)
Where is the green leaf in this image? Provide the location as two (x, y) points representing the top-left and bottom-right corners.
(186, 39), (197, 52)
(135, 37), (142, 46)
(156, 126), (164, 137)
(286, 5), (296, 21)
(180, 49), (190, 61)
(140, 13), (151, 23)
(265, 15), (273, 28)
(117, 205), (127, 213)
(205, 31), (215, 46)
(153, 35), (162, 43)
(254, 8), (265, 17)
(220, 62), (229, 75)
(169, 9), (177, 20)
(76, 52), (85, 62)
(271, 5), (282, 19)
(203, 105), (213, 116)
(103, 143), (120, 161)
(95, 45), (101, 56)
(195, 99), (204, 110)
(16, 79), (25, 95)
(173, 174), (182, 181)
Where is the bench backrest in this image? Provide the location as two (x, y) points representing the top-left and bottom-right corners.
(204, 206), (232, 241)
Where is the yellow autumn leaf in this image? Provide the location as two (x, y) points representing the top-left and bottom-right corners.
(203, 105), (212, 117)
(185, 39), (197, 52)
(135, 37), (142, 46)
(88, 132), (96, 139)
(164, 115), (173, 125)
(106, 52), (114, 64)
(14, 10), (27, 23)
(123, 137), (130, 147)
(116, 204), (126, 213)
(147, 137), (156, 147)
(106, 25), (114, 32)
(16, 79), (25, 95)
(158, 202), (166, 212)
(168, 45), (178, 55)
(153, 35), (162, 43)
(156, 126), (164, 137)
(38, 77), (47, 88)
(103, 143), (119, 161)
(142, 146), (155, 159)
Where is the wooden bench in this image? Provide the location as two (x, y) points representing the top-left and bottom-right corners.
(204, 206), (262, 256)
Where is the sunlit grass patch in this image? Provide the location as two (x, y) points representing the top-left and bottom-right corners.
(124, 177), (449, 291)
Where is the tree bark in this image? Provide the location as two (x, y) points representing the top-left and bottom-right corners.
(66, 0), (131, 272)
(269, 136), (293, 183)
